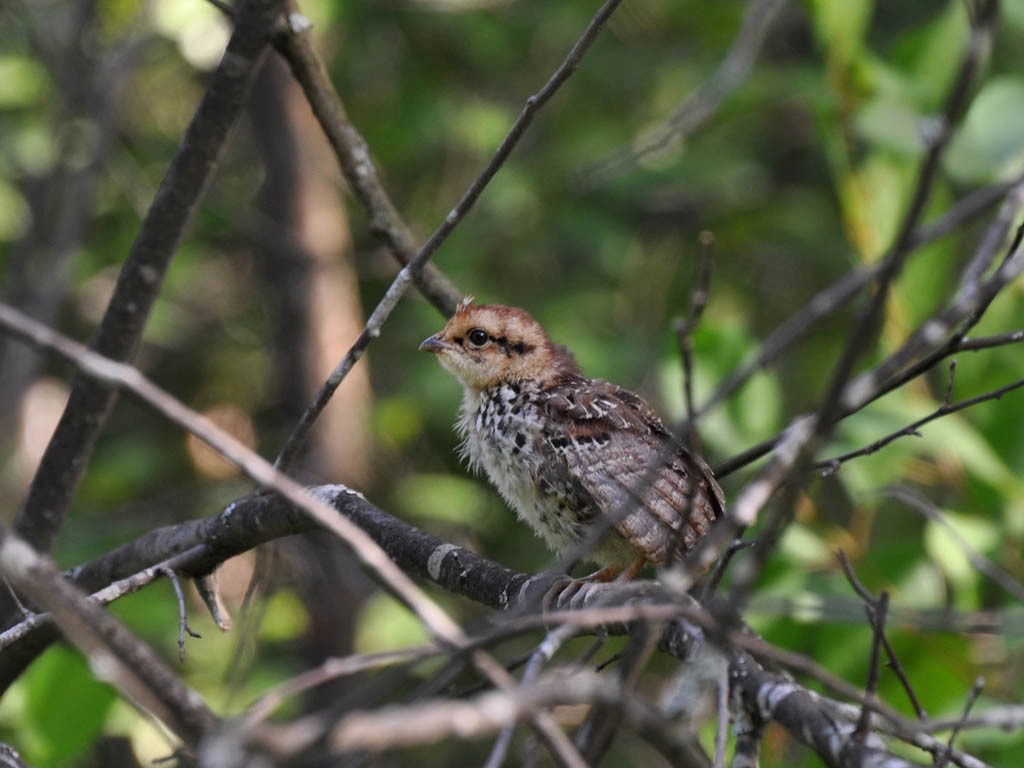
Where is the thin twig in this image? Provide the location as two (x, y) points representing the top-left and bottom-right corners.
(937, 678), (985, 768)
(323, 668), (692, 760)
(854, 591), (889, 742)
(575, 621), (662, 762)
(0, 543), (212, 652)
(816, 374), (1024, 477)
(484, 623), (579, 768)
(243, 647), (438, 727)
(675, 230), (715, 449)
(581, 0), (789, 185)
(837, 552), (928, 721)
(909, 179), (1018, 249)
(687, 415), (818, 588)
(956, 329), (1024, 352)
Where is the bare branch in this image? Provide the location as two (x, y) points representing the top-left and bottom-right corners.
(675, 230), (715, 448)
(937, 678), (985, 768)
(854, 590), (889, 743)
(322, 670), (605, 752)
(484, 623), (580, 768)
(957, 329), (1024, 352)
(0, 743), (30, 768)
(837, 551), (928, 721)
(243, 647), (441, 728)
(816, 374), (1024, 477)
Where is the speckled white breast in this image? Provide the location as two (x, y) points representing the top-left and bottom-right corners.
(457, 383), (583, 552)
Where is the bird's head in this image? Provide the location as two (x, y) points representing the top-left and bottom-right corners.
(420, 298), (579, 392)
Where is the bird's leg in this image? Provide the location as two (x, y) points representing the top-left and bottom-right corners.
(578, 564), (623, 582)
(620, 556), (647, 581)
(578, 557), (646, 583)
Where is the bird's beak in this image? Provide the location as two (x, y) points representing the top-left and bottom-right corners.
(419, 334), (450, 354)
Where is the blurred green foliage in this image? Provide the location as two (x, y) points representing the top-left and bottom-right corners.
(1, 0), (1024, 765)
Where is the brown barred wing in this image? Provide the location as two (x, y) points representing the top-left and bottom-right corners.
(540, 377), (724, 565)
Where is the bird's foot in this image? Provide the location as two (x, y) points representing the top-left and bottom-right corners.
(539, 560), (643, 611)
(540, 574), (607, 612)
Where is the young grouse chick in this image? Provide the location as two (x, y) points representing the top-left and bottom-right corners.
(420, 299), (725, 579)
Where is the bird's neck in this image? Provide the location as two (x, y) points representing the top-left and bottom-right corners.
(459, 384), (485, 416)
(456, 378), (528, 431)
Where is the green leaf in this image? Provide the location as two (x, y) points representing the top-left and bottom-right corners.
(0, 56), (49, 108)
(920, 413), (1024, 497)
(778, 523), (834, 569)
(839, 152), (915, 260)
(395, 474), (495, 529)
(20, 647), (117, 765)
(924, 510), (999, 603)
(808, 0), (872, 69)
(258, 589), (310, 643)
(355, 592), (431, 653)
(946, 78), (1024, 182)
(906, 1), (970, 106)
(856, 95), (925, 156)
(0, 179), (31, 242)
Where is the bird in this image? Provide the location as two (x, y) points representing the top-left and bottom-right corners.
(419, 297), (725, 580)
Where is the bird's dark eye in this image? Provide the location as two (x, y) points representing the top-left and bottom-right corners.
(467, 328), (489, 348)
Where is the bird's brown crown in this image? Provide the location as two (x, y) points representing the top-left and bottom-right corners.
(420, 298), (580, 391)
